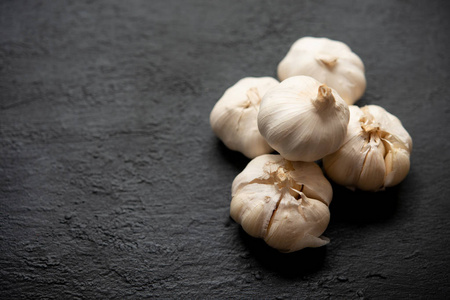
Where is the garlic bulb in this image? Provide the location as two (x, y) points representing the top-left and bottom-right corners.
(323, 105), (412, 191)
(210, 77), (279, 158)
(277, 37), (366, 105)
(230, 154), (332, 253)
(258, 76), (350, 162)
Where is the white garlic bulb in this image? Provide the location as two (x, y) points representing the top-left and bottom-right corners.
(230, 154), (332, 253)
(277, 37), (366, 105)
(210, 77), (279, 158)
(258, 76), (350, 162)
(323, 105), (412, 191)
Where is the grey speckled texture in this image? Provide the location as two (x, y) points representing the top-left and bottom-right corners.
(1, 0), (449, 298)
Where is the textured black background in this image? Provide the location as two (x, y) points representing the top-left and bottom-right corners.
(1, 0), (450, 299)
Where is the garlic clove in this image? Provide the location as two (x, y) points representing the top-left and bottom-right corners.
(230, 183), (280, 238)
(277, 37), (366, 105)
(288, 161), (333, 206)
(230, 154), (332, 252)
(383, 140), (411, 187)
(210, 77), (279, 158)
(320, 134), (368, 189)
(356, 140), (386, 191)
(258, 75), (350, 162)
(323, 105), (412, 191)
(264, 192), (330, 252)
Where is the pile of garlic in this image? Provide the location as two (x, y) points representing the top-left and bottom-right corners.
(210, 36), (412, 253)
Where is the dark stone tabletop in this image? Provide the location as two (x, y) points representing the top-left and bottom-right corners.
(1, 1), (449, 298)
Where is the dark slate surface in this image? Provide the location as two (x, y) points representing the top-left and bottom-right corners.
(1, 0), (449, 299)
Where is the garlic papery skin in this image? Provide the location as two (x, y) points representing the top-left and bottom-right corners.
(277, 37), (366, 105)
(210, 77), (279, 158)
(230, 154), (332, 253)
(323, 105), (412, 191)
(257, 76), (350, 162)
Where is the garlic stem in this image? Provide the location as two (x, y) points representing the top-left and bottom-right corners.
(360, 113), (381, 134)
(245, 87), (261, 106)
(361, 124), (380, 135)
(276, 167), (287, 182)
(316, 54), (338, 68)
(312, 85), (335, 111)
(275, 167), (289, 190)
